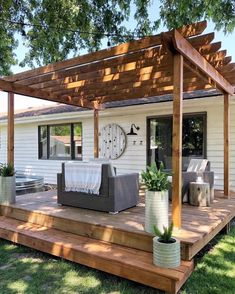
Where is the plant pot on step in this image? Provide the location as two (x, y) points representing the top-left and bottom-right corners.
(153, 236), (180, 268)
(145, 190), (169, 234)
(153, 223), (181, 268)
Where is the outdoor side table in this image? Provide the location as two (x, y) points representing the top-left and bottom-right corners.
(189, 182), (210, 207)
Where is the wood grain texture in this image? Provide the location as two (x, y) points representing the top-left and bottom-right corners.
(0, 216), (193, 294)
(172, 53), (183, 229)
(1, 21), (235, 109)
(4, 21), (207, 83)
(94, 109), (99, 158)
(7, 92), (14, 165)
(224, 93), (230, 197)
(1, 189), (234, 262)
(17, 36), (216, 89)
(172, 30), (234, 94)
(0, 79), (95, 109)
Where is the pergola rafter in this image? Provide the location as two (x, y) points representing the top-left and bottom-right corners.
(1, 21), (234, 229)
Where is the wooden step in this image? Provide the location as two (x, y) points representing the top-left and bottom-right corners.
(0, 216), (193, 294)
(0, 203), (154, 253)
(0, 203), (193, 260)
(3, 188), (235, 262)
(2, 195), (234, 262)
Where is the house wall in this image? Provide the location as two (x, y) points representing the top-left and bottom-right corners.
(0, 95), (235, 190)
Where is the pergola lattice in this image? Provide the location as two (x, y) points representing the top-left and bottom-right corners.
(1, 21), (234, 228)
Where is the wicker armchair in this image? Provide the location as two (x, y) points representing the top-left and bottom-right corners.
(169, 159), (214, 202)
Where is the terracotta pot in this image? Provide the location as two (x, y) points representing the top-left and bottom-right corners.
(153, 236), (181, 268)
(145, 190), (169, 234)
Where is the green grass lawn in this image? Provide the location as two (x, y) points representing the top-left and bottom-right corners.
(0, 226), (234, 294)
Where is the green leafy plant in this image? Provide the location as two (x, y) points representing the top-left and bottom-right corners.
(0, 163), (15, 177)
(153, 222), (175, 243)
(141, 162), (171, 191)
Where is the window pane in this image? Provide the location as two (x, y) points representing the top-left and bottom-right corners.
(182, 116), (204, 169)
(149, 117), (172, 170)
(73, 123), (82, 159)
(148, 114), (205, 170)
(39, 126), (47, 158)
(50, 125), (71, 158)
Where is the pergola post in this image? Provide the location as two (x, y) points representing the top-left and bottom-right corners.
(94, 109), (99, 158)
(172, 53), (183, 229)
(224, 93), (230, 198)
(7, 92), (14, 166)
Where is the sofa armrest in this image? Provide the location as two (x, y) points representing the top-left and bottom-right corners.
(108, 173), (139, 212)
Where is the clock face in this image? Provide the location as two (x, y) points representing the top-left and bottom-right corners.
(100, 124), (126, 159)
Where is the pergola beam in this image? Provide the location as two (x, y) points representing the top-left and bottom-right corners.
(29, 43), (223, 92)
(172, 30), (234, 95)
(60, 79), (212, 103)
(0, 79), (96, 109)
(4, 21), (207, 83)
(63, 80), (212, 105)
(14, 32), (215, 89)
(184, 61), (213, 86)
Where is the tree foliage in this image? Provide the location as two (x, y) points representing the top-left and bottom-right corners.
(0, 0), (234, 76)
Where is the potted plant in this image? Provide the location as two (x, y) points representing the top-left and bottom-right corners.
(0, 163), (16, 204)
(153, 223), (180, 268)
(141, 162), (171, 234)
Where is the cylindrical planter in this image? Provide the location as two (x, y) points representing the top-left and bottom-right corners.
(153, 237), (181, 268)
(0, 175), (16, 204)
(145, 190), (169, 234)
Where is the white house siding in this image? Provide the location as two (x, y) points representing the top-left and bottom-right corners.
(0, 95), (235, 191)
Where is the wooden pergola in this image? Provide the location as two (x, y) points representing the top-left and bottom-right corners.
(1, 21), (235, 228)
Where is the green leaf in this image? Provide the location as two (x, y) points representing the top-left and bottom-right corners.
(141, 162), (171, 191)
(153, 222), (174, 242)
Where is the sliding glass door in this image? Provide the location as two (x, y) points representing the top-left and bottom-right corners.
(147, 113), (206, 171)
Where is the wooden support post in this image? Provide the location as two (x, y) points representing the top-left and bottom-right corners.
(224, 93), (230, 198)
(172, 53), (183, 229)
(7, 92), (14, 166)
(94, 109), (99, 158)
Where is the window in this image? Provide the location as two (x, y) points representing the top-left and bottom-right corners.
(147, 113), (206, 170)
(50, 124), (71, 158)
(39, 126), (47, 159)
(38, 123), (82, 160)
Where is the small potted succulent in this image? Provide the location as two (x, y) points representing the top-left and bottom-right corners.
(153, 223), (180, 268)
(141, 162), (171, 234)
(0, 163), (16, 204)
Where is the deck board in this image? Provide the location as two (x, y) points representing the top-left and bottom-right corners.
(0, 189), (234, 293)
(1, 189), (235, 260)
(0, 216), (193, 294)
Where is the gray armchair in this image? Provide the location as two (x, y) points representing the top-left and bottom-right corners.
(169, 159), (214, 202)
(57, 163), (139, 213)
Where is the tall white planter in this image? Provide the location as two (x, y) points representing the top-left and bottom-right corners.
(153, 237), (181, 268)
(0, 176), (16, 204)
(145, 190), (169, 234)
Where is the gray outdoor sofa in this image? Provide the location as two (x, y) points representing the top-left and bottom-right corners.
(57, 163), (139, 213)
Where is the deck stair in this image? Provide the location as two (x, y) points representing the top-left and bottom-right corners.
(1, 190), (234, 293)
(0, 215), (193, 294)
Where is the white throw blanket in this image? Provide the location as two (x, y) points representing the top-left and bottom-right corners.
(65, 162), (102, 195)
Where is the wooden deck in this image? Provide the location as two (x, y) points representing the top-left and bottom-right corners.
(0, 189), (234, 293)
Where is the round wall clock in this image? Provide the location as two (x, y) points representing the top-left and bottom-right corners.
(100, 124), (126, 159)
